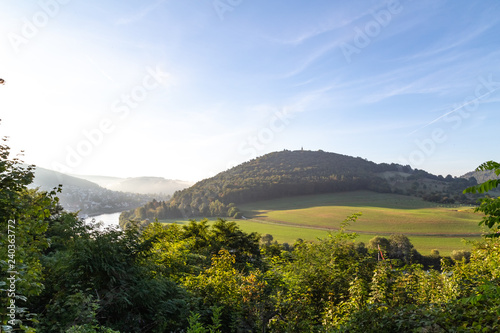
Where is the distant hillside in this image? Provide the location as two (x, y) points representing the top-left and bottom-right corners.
(33, 167), (101, 190)
(73, 175), (192, 195)
(461, 170), (500, 183)
(106, 177), (192, 195)
(31, 167), (167, 216)
(70, 175), (124, 188)
(120, 150), (480, 227)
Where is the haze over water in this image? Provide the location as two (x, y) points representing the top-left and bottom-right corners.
(85, 212), (121, 229)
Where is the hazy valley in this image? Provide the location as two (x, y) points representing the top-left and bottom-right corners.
(29, 166), (192, 216)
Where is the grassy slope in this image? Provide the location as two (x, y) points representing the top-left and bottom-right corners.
(237, 191), (483, 255)
(161, 218), (476, 256)
(239, 191), (482, 235)
(160, 191), (484, 256)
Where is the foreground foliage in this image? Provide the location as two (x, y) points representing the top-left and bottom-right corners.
(464, 161), (500, 237)
(2, 139), (500, 332)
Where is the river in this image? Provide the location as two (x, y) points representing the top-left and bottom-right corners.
(84, 212), (121, 229)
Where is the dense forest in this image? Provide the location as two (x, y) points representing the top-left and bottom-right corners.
(120, 150), (480, 226)
(2, 138), (500, 332)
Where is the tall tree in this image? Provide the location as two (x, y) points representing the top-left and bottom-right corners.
(0, 137), (58, 330)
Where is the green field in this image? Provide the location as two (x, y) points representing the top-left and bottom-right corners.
(238, 191), (483, 255)
(239, 191), (482, 235)
(160, 218), (329, 243)
(160, 218), (477, 256)
(160, 191), (485, 256)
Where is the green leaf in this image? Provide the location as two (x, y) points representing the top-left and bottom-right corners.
(476, 161), (500, 172)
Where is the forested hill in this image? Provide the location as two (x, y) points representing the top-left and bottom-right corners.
(190, 149), (401, 203)
(120, 150), (479, 226)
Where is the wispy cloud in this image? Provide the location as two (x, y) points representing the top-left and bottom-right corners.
(115, 0), (167, 25)
(274, 19), (352, 46)
(408, 88), (500, 135)
(279, 40), (342, 79)
(266, 4), (379, 46)
(398, 21), (500, 63)
(331, 46), (496, 106)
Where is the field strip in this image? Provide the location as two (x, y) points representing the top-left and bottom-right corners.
(243, 217), (482, 238)
(243, 217), (332, 231)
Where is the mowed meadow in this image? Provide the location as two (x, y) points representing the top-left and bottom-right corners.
(161, 191), (484, 256)
(238, 191), (483, 255)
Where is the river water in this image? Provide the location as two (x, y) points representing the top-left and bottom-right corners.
(84, 212), (121, 229)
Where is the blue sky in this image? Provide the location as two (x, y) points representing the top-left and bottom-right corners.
(1, 0), (499, 181)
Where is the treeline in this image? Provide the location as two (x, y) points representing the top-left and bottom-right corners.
(119, 199), (243, 229)
(2, 142), (500, 332)
(121, 150), (480, 222)
(411, 175), (480, 205)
